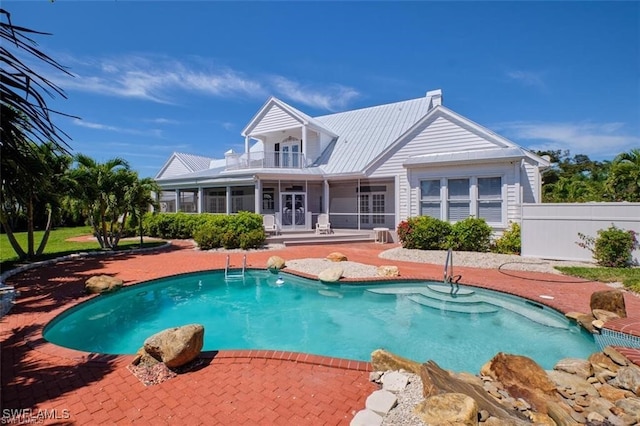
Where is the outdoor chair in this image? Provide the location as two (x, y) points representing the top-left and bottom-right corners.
(263, 214), (279, 235)
(315, 214), (331, 235)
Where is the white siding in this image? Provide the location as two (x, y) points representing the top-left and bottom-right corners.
(522, 159), (539, 203)
(521, 203), (640, 262)
(252, 105), (301, 134)
(158, 157), (192, 179)
(305, 130), (321, 165)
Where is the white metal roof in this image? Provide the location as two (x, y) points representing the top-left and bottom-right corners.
(174, 152), (215, 171)
(403, 147), (529, 167)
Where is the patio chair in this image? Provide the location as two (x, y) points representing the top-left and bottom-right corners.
(263, 214), (278, 235)
(315, 213), (331, 235)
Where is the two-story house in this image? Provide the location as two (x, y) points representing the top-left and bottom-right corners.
(155, 89), (549, 236)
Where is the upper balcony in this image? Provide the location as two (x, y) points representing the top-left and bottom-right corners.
(225, 150), (307, 170)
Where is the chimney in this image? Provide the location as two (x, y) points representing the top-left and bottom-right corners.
(426, 89), (443, 108)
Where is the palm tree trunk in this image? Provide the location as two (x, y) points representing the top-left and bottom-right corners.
(0, 216), (27, 260)
(27, 196), (35, 258)
(36, 208), (53, 256)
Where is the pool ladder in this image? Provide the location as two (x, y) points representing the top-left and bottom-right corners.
(443, 248), (462, 289)
(225, 254), (246, 280)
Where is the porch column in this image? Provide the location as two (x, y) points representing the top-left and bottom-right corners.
(197, 187), (203, 213)
(255, 178), (261, 213)
(226, 186), (231, 214)
(245, 135), (251, 165)
(175, 189), (181, 213)
(302, 125), (308, 166)
(515, 160), (522, 221)
(323, 180), (329, 214)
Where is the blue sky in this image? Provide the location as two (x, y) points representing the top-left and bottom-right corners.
(7, 1), (639, 177)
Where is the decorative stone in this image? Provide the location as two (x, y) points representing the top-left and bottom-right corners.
(85, 275), (123, 294)
(413, 393), (478, 426)
(365, 390), (397, 416)
(370, 349), (421, 375)
(554, 358), (594, 380)
(381, 371), (409, 393)
(590, 290), (627, 318)
(574, 313), (597, 333)
(616, 397), (640, 422)
(529, 412), (556, 425)
(587, 411), (606, 423)
(610, 366), (640, 395)
(586, 396), (616, 418)
(326, 252), (347, 262)
(547, 370), (599, 397)
(318, 266), (343, 283)
(592, 319), (605, 329)
(604, 346), (630, 366)
(266, 256), (285, 271)
(592, 309), (621, 323)
(376, 265), (399, 277)
(350, 409), (383, 426)
(599, 383), (633, 402)
(480, 353), (556, 412)
(590, 351), (622, 372)
(143, 324), (204, 369)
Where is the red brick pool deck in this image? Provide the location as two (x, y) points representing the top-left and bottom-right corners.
(2, 240), (640, 425)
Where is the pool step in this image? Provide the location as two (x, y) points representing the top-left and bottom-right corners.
(407, 294), (499, 314)
(476, 296), (569, 329)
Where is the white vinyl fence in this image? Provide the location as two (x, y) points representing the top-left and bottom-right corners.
(521, 203), (640, 262)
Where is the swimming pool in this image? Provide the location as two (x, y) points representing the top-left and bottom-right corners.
(44, 270), (598, 372)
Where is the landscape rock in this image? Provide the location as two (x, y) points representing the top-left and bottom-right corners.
(589, 351), (622, 372)
(371, 349), (422, 375)
(143, 324), (204, 369)
(616, 397), (640, 422)
(376, 265), (399, 278)
(326, 252), (347, 262)
(381, 371), (409, 393)
(610, 365), (640, 395)
(598, 383), (633, 402)
(547, 369), (599, 397)
(350, 409), (383, 426)
(85, 275), (123, 294)
(590, 290), (626, 318)
(318, 266), (343, 283)
(366, 389), (397, 416)
(266, 256), (285, 271)
(592, 308), (621, 323)
(604, 346), (629, 366)
(555, 357), (594, 379)
(413, 393), (478, 426)
(481, 353), (556, 413)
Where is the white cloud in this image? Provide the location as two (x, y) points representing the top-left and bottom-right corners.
(496, 121), (640, 158)
(72, 118), (163, 137)
(51, 53), (360, 111)
(506, 70), (547, 90)
(270, 76), (360, 111)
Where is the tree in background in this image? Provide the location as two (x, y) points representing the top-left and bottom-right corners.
(125, 177), (160, 248)
(606, 149), (640, 202)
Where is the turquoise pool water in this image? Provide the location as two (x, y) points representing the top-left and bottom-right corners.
(44, 270), (598, 372)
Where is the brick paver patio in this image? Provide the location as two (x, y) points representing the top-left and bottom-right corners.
(2, 240), (639, 425)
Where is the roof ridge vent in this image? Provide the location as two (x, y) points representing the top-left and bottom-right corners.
(426, 89), (443, 108)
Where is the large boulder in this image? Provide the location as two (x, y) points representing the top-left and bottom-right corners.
(377, 265), (399, 278)
(85, 275), (123, 294)
(266, 256), (285, 272)
(610, 365), (640, 395)
(480, 353), (556, 413)
(143, 324), (204, 369)
(590, 290), (626, 318)
(318, 266), (343, 283)
(414, 393), (478, 426)
(326, 252), (347, 262)
(371, 349), (421, 375)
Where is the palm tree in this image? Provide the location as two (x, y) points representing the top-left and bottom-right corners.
(606, 149), (640, 202)
(125, 177), (160, 248)
(70, 155), (131, 249)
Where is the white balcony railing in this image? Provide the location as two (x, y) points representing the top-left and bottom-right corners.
(225, 150), (307, 170)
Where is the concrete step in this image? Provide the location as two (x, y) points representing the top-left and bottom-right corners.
(407, 294), (500, 314)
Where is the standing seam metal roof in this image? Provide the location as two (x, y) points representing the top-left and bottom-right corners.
(314, 97), (432, 174)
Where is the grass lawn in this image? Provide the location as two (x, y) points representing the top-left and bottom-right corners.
(0, 226), (165, 272)
(556, 266), (640, 293)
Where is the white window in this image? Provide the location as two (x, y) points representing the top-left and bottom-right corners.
(447, 178), (470, 221)
(372, 194), (385, 225)
(420, 180), (441, 219)
(478, 177), (502, 223)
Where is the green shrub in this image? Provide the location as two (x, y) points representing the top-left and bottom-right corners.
(492, 222), (521, 254)
(193, 222), (223, 250)
(578, 225), (638, 268)
(239, 229), (266, 250)
(448, 217), (492, 252)
(397, 216), (451, 250)
(192, 212), (265, 250)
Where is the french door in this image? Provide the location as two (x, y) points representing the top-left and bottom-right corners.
(281, 193), (306, 229)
